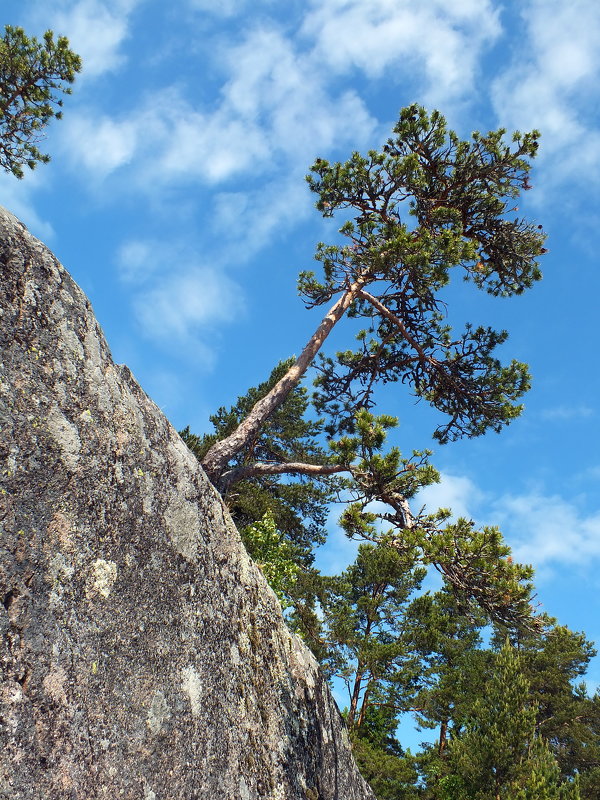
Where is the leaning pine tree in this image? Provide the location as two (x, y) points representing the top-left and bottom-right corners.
(194, 105), (547, 627)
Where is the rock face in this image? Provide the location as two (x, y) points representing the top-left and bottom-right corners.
(0, 207), (374, 800)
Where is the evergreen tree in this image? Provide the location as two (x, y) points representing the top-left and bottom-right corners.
(404, 588), (487, 759)
(185, 109), (547, 630)
(0, 25), (81, 177)
(498, 623), (598, 793)
(321, 542), (426, 730)
(181, 358), (336, 566)
(351, 701), (420, 800)
(438, 640), (578, 800)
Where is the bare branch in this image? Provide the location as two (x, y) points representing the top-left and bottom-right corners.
(221, 460), (349, 488)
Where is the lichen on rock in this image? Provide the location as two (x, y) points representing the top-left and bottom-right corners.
(0, 206), (374, 800)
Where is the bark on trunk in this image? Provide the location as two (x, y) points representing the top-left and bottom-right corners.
(201, 278), (367, 485)
(438, 718), (448, 757)
(220, 461), (349, 492)
(347, 666), (366, 731)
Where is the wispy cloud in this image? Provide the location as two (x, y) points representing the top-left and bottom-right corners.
(60, 112), (138, 178)
(185, 0), (267, 16)
(59, 25), (376, 187)
(491, 490), (600, 569)
(303, 0), (501, 106)
(116, 233), (245, 362)
(417, 470), (600, 574)
(44, 0), (140, 78)
(116, 238), (165, 284)
(540, 405), (594, 421)
(417, 472), (484, 521)
(132, 263), (244, 361)
(491, 0), (600, 190)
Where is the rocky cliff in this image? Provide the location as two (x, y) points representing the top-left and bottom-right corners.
(0, 207), (375, 800)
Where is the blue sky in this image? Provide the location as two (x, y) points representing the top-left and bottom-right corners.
(3, 0), (600, 721)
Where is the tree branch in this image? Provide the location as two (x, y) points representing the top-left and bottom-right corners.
(221, 460), (349, 488)
(357, 288), (434, 367)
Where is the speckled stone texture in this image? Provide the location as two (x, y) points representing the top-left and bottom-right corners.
(0, 207), (375, 800)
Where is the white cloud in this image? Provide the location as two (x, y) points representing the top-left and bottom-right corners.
(185, 0), (271, 16)
(417, 472), (483, 520)
(116, 239), (161, 284)
(156, 106), (269, 184)
(412, 469), (600, 579)
(302, 0), (501, 105)
(153, 27), (376, 184)
(60, 113), (137, 178)
(47, 0), (139, 78)
(57, 23), (377, 188)
(417, 471), (600, 571)
(211, 174), (311, 260)
(540, 405), (594, 422)
(491, 0), (600, 188)
(133, 264), (244, 356)
(491, 491), (600, 569)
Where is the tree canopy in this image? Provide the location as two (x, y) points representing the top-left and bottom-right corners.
(0, 25), (81, 177)
(200, 104), (546, 488)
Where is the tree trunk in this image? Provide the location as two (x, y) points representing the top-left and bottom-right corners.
(438, 718), (448, 757)
(347, 664), (367, 731)
(201, 277), (367, 485)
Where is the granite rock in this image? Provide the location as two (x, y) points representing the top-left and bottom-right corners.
(0, 207), (375, 800)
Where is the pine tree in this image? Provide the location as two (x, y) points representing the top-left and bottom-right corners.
(200, 105), (546, 486)
(321, 542), (426, 730)
(0, 25), (81, 177)
(351, 701), (419, 800)
(439, 640), (578, 800)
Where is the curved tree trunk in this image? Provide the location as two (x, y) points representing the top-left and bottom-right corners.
(201, 277), (367, 485)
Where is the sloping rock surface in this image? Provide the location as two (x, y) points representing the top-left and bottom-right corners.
(0, 207), (374, 800)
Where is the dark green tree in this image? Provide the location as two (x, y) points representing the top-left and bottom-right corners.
(351, 700), (420, 800)
(0, 25), (81, 177)
(408, 614), (597, 796)
(321, 541), (426, 730)
(431, 640), (580, 800)
(498, 623), (599, 792)
(403, 588), (487, 760)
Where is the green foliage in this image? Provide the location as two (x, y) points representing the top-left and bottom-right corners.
(445, 640), (537, 796)
(321, 542), (426, 728)
(0, 25), (81, 177)
(500, 623), (599, 788)
(428, 639), (583, 800)
(332, 409), (537, 629)
(303, 104), (545, 443)
(240, 511), (299, 609)
(352, 737), (419, 800)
